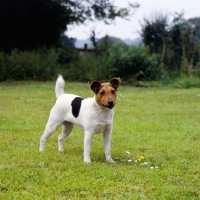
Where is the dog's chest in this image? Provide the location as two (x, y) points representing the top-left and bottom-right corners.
(69, 97), (114, 133)
(94, 124), (106, 133)
(93, 111), (113, 133)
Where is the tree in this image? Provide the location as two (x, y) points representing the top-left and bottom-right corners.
(171, 13), (196, 75)
(140, 13), (169, 66)
(0, 0), (70, 52)
(0, 0), (139, 52)
(168, 13), (184, 75)
(140, 12), (198, 77)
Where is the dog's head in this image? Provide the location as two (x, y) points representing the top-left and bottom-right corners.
(88, 77), (121, 109)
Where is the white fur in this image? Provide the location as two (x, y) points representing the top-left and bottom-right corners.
(55, 74), (65, 98)
(39, 75), (115, 163)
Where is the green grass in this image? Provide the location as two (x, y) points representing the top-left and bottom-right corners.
(0, 81), (200, 199)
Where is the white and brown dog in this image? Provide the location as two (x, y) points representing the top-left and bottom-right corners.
(39, 75), (121, 163)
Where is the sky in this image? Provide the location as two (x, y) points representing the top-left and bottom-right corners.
(66, 0), (200, 40)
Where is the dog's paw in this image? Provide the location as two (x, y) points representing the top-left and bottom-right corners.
(58, 148), (64, 152)
(106, 158), (116, 163)
(39, 147), (44, 152)
(84, 158), (91, 163)
(84, 160), (91, 163)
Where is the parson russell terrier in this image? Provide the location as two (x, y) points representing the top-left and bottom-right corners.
(39, 75), (121, 163)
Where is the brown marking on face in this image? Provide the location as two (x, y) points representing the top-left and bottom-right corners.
(88, 78), (121, 109)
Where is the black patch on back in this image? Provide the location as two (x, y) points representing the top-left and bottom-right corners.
(71, 97), (84, 118)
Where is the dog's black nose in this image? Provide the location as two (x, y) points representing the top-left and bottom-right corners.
(108, 100), (114, 106)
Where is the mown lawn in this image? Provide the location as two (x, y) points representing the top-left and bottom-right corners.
(0, 81), (200, 199)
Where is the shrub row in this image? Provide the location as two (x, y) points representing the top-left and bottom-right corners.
(0, 44), (200, 83)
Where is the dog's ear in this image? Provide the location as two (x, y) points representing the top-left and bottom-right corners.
(110, 77), (121, 90)
(88, 80), (101, 94)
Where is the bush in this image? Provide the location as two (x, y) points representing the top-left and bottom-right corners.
(108, 44), (160, 81)
(62, 44), (161, 83)
(192, 62), (200, 77)
(0, 52), (6, 81)
(57, 45), (79, 65)
(0, 48), (59, 81)
(60, 51), (117, 82)
(171, 76), (200, 88)
(61, 56), (92, 81)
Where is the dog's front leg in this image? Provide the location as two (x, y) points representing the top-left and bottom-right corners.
(103, 125), (115, 163)
(84, 131), (93, 163)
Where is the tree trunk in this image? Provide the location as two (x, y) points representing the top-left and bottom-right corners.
(181, 26), (195, 76)
(160, 36), (166, 66)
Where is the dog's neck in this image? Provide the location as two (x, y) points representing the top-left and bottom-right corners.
(93, 96), (114, 119)
(92, 96), (113, 112)
(91, 96), (113, 123)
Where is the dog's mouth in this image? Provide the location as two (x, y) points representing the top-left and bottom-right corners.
(97, 100), (115, 109)
(104, 104), (115, 109)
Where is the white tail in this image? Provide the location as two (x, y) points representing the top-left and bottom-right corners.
(55, 75), (65, 98)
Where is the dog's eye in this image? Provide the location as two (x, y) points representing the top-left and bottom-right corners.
(99, 91), (105, 95)
(111, 90), (115, 94)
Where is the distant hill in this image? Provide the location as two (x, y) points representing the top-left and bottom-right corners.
(124, 38), (142, 45)
(75, 37), (142, 48)
(188, 17), (200, 42)
(75, 39), (93, 48)
(188, 17), (200, 26)
(97, 36), (125, 47)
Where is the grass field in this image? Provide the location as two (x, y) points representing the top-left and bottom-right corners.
(0, 80), (200, 199)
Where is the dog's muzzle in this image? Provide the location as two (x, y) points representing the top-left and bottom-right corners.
(106, 100), (114, 109)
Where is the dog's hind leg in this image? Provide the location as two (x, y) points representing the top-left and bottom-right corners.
(58, 121), (74, 151)
(39, 110), (63, 151)
(39, 122), (61, 151)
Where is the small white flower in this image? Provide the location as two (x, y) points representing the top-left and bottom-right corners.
(128, 159), (132, 162)
(134, 160), (138, 163)
(150, 166), (154, 169)
(140, 162), (149, 166)
(155, 166), (159, 169)
(126, 151), (130, 155)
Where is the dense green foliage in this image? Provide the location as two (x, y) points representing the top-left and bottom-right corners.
(0, 82), (200, 199)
